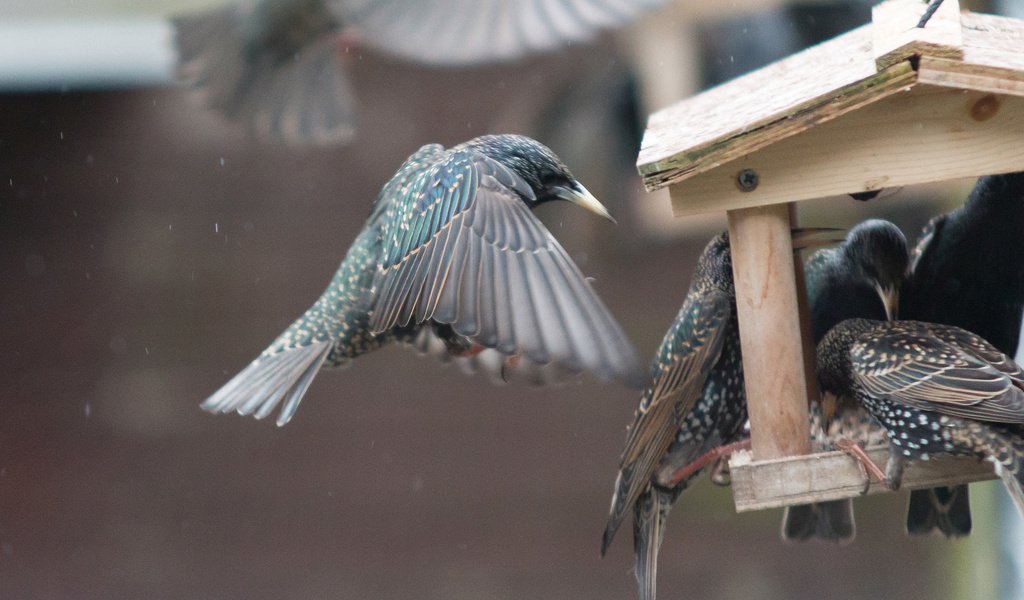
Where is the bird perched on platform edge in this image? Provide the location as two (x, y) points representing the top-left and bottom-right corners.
(783, 219), (909, 543)
(173, 0), (667, 145)
(600, 232), (746, 600)
(202, 134), (645, 426)
(900, 171), (1024, 537)
(816, 317), (1024, 521)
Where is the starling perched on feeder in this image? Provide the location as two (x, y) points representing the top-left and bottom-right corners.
(601, 233), (748, 600)
(901, 171), (1024, 537)
(783, 219), (909, 543)
(173, 0), (667, 145)
(203, 134), (645, 426)
(816, 318), (1024, 520)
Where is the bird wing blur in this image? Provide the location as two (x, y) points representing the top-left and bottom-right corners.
(851, 322), (1024, 423)
(601, 289), (732, 551)
(174, 0), (357, 146)
(369, 146), (641, 384)
(173, 0), (667, 145)
(344, 0), (667, 65)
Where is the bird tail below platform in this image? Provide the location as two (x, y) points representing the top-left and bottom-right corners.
(906, 486), (972, 537)
(632, 486), (676, 600)
(781, 499), (855, 544)
(172, 0), (356, 145)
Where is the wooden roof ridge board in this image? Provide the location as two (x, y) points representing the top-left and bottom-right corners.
(637, 7), (1024, 193)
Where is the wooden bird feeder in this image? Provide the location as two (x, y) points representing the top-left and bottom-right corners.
(636, 0), (1024, 512)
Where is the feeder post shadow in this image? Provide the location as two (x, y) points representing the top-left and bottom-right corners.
(727, 203), (812, 461)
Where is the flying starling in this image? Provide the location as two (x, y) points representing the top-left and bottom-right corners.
(600, 232), (747, 600)
(173, 0), (667, 145)
(816, 318), (1024, 521)
(203, 134), (645, 426)
(783, 219), (909, 543)
(900, 171), (1024, 537)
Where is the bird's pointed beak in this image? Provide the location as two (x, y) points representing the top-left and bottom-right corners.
(874, 282), (900, 321)
(791, 227), (846, 250)
(556, 183), (617, 224)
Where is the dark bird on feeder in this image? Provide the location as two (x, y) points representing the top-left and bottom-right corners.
(782, 219), (910, 543)
(816, 318), (1024, 521)
(900, 171), (1024, 537)
(172, 0), (666, 145)
(600, 232), (747, 600)
(202, 134), (645, 426)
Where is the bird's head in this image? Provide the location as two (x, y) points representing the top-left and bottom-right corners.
(468, 134), (616, 222)
(695, 232), (734, 292)
(842, 220), (909, 321)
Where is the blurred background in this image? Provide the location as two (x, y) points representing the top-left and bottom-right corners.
(2, 0), (1022, 598)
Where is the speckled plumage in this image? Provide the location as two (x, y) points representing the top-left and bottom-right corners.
(784, 220), (909, 543)
(901, 172), (1024, 536)
(203, 134), (644, 426)
(818, 318), (1024, 519)
(601, 233), (746, 600)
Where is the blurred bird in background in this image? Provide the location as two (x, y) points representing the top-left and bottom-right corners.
(783, 219), (909, 543)
(900, 172), (1024, 537)
(203, 134), (645, 425)
(173, 0), (667, 145)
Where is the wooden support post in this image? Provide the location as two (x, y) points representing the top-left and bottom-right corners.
(726, 203), (811, 461)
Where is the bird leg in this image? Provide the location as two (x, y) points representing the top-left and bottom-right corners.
(835, 438), (887, 494)
(663, 438), (751, 488)
(709, 455), (732, 486)
(885, 450), (908, 491)
(500, 353), (521, 382)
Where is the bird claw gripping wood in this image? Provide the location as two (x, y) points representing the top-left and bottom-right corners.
(834, 438), (887, 494)
(662, 439), (752, 488)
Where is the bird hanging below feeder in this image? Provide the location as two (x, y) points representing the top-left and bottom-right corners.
(201, 134), (645, 426)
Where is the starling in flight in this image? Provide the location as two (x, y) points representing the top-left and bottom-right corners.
(783, 219), (909, 543)
(816, 318), (1024, 521)
(203, 134), (645, 425)
(900, 171), (1024, 537)
(600, 232), (747, 600)
(173, 0), (667, 145)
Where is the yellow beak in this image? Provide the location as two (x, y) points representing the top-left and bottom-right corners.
(557, 183), (617, 224)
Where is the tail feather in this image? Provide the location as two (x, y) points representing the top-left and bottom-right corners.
(781, 499), (855, 544)
(202, 340), (333, 426)
(996, 461), (1024, 519)
(906, 486), (972, 537)
(633, 487), (675, 600)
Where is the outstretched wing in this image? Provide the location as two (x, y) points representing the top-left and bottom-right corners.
(345, 0), (667, 65)
(369, 148), (643, 385)
(852, 321), (1024, 423)
(601, 290), (732, 554)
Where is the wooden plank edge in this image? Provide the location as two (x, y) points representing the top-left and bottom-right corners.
(728, 446), (997, 513)
(637, 61), (917, 192)
(918, 56), (1024, 98)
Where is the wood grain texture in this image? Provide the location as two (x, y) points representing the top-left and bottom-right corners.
(726, 205), (811, 461)
(667, 84), (1024, 216)
(638, 5), (1024, 195)
(729, 446), (997, 512)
